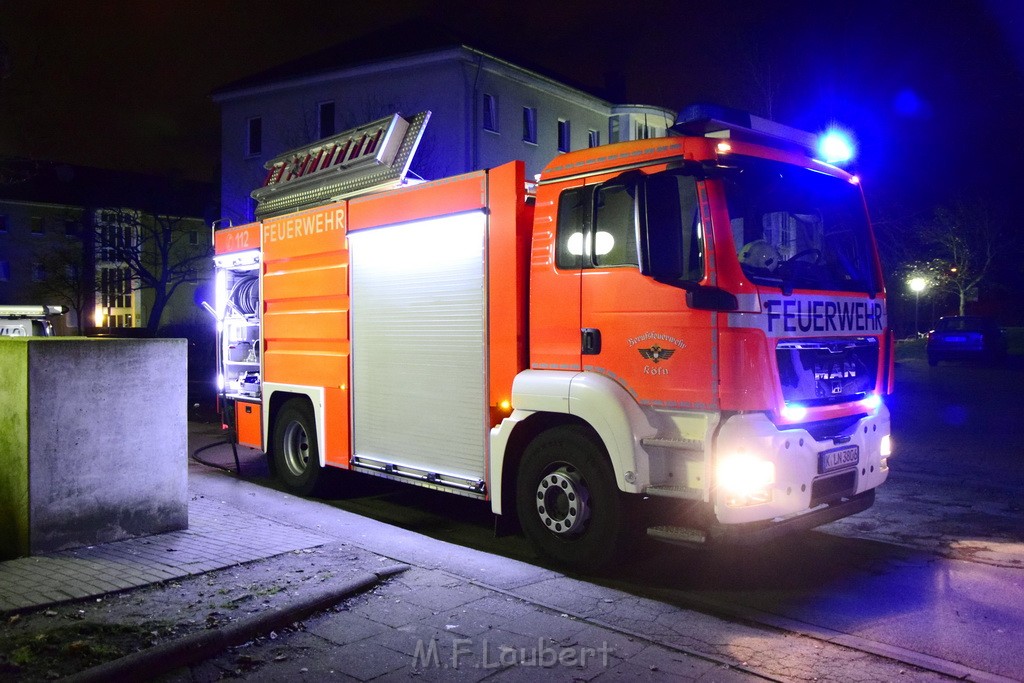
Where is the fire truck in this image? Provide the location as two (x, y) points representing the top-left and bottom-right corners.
(212, 107), (893, 568)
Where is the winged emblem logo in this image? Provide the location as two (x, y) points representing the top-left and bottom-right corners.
(638, 345), (675, 363)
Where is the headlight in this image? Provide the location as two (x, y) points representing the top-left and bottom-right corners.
(880, 434), (892, 469)
(717, 452), (775, 507)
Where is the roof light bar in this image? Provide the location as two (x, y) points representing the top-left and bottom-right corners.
(673, 104), (856, 165)
(672, 103), (818, 154)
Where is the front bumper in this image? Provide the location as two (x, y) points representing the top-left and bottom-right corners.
(713, 404), (890, 525)
(710, 489), (875, 544)
(648, 489), (875, 548)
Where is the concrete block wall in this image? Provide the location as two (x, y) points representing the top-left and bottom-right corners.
(0, 338), (188, 560)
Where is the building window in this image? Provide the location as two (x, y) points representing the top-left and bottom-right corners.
(558, 119), (571, 153)
(636, 121), (650, 140)
(483, 94), (498, 133)
(0, 260), (9, 281)
(31, 216), (44, 235)
(32, 263), (45, 282)
(0, 215), (8, 233)
(246, 116), (263, 157)
(522, 107), (537, 144)
(189, 230), (199, 246)
(99, 266), (133, 312)
(318, 101), (335, 139)
(588, 129), (601, 148)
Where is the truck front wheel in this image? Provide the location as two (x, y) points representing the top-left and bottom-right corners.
(272, 399), (327, 497)
(516, 425), (626, 571)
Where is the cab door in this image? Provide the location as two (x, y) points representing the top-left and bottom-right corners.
(528, 182), (584, 372)
(578, 170), (717, 410)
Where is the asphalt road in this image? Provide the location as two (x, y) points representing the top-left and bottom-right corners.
(220, 351), (1024, 679)
(628, 353), (1024, 680)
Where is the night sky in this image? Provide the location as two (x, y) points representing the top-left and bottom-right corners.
(2, 0), (1024, 224)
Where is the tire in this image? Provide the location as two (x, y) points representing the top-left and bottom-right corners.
(271, 399), (328, 497)
(516, 425), (627, 571)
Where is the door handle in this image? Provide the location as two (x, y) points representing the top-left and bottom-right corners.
(582, 328), (602, 355)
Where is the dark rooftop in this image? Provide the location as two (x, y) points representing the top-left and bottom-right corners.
(0, 159), (217, 220)
(213, 19), (612, 100)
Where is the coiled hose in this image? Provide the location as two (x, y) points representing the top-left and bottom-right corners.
(230, 275), (259, 316)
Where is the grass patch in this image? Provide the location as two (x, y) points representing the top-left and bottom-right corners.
(0, 621), (171, 680)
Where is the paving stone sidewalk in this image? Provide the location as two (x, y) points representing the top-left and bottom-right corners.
(0, 495), (333, 615)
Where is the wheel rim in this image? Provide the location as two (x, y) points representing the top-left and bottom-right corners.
(281, 420), (310, 478)
(534, 466), (591, 536)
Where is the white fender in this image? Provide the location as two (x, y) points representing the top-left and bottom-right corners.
(489, 369), (656, 515)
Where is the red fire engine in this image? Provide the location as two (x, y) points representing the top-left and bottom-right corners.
(212, 107), (893, 568)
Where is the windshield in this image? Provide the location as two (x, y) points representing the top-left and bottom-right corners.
(722, 157), (877, 294)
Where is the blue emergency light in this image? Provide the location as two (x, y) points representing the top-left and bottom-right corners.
(818, 129), (855, 164)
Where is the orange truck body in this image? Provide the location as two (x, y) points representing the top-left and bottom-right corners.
(213, 108), (893, 566)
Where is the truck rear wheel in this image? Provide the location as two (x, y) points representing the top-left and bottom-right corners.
(272, 399), (328, 497)
(516, 425), (626, 571)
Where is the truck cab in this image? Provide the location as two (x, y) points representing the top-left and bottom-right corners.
(496, 105), (892, 564)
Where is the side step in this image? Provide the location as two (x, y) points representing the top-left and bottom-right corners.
(351, 455), (486, 499)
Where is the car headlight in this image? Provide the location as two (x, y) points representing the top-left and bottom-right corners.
(717, 452), (775, 507)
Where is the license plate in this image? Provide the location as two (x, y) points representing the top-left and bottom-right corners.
(819, 445), (859, 474)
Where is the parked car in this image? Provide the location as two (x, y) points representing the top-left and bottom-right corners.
(0, 305), (67, 337)
(927, 315), (1007, 366)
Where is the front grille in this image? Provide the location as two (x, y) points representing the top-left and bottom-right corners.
(805, 414), (865, 442)
(777, 337), (878, 406)
(810, 470), (857, 506)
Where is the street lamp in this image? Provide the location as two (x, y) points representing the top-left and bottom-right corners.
(909, 277), (927, 336)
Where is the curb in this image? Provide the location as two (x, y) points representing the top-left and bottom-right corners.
(65, 563), (410, 683)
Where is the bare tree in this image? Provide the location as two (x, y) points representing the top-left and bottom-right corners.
(32, 221), (90, 332)
(97, 207), (211, 333)
(917, 201), (1001, 315)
